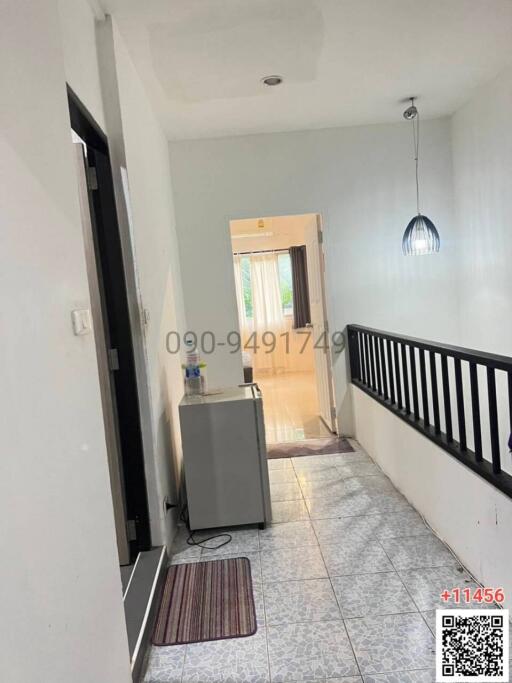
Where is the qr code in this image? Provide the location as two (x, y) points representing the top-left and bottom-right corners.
(436, 609), (509, 681)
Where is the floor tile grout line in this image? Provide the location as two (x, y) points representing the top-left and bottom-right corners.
(261, 570), (397, 585)
(265, 614), (346, 628)
(316, 567), (415, 579)
(420, 610), (436, 638)
(394, 565), (482, 617)
(305, 500), (420, 520)
(369, 497), (488, 624)
(418, 516), (486, 589)
(376, 534), (425, 620)
(375, 533), (468, 575)
(179, 641), (188, 683)
(310, 515), (365, 680)
(259, 577), (272, 683)
(259, 543), (321, 553)
(262, 575), (338, 587)
(306, 442), (434, 651)
(346, 449), (484, 590)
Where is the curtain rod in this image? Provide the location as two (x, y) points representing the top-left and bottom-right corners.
(233, 248), (290, 256)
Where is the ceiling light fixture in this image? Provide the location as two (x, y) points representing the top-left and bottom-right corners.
(261, 75), (283, 87)
(401, 97), (440, 256)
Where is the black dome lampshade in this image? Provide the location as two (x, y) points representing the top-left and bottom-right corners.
(401, 98), (441, 256)
(402, 214), (440, 256)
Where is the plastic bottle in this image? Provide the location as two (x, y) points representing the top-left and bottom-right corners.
(183, 340), (206, 395)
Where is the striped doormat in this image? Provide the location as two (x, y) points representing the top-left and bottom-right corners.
(152, 557), (257, 646)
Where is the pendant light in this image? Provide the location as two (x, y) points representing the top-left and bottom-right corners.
(402, 98), (440, 255)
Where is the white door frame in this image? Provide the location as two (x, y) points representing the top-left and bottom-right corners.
(305, 214), (338, 434)
(73, 143), (131, 565)
(230, 211), (338, 435)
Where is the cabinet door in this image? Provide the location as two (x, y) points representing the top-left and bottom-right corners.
(181, 398), (265, 530)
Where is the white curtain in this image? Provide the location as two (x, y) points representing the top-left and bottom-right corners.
(250, 253), (287, 373)
(233, 252), (316, 376)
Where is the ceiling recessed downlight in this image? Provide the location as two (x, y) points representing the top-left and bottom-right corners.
(261, 75), (283, 87)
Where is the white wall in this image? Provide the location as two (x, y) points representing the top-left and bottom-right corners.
(230, 213), (315, 252)
(449, 67), (512, 473)
(169, 120), (457, 432)
(110, 19), (186, 548)
(451, 66), (512, 358)
(353, 386), (512, 609)
(0, 1), (131, 680)
(58, 0), (105, 130)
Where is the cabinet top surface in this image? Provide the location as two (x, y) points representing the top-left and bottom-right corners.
(180, 385), (259, 407)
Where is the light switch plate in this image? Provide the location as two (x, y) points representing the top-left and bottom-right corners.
(71, 309), (92, 336)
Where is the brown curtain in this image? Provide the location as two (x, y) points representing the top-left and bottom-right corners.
(289, 245), (311, 329)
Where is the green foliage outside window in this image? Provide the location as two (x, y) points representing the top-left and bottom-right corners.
(278, 253), (293, 315)
(240, 256), (253, 319)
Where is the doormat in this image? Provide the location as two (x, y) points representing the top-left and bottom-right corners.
(267, 436), (354, 459)
(152, 557), (257, 646)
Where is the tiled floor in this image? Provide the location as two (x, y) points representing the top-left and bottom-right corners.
(256, 371), (332, 443)
(143, 440), (493, 683)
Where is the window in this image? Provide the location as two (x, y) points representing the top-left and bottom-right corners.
(278, 252), (294, 316)
(239, 252), (294, 318)
(240, 256), (253, 318)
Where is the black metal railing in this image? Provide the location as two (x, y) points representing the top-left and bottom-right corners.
(347, 324), (512, 499)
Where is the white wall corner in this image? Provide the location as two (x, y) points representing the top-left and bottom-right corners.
(87, 0), (106, 22)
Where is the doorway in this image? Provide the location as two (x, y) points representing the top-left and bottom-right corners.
(68, 88), (150, 566)
(230, 213), (338, 444)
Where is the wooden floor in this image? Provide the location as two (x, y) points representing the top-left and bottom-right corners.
(255, 371), (332, 444)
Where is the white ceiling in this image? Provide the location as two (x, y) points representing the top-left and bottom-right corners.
(104, 0), (512, 140)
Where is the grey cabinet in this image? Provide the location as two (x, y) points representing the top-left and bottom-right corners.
(179, 385), (272, 530)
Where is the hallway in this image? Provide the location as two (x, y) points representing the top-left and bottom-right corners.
(6, 2), (512, 681)
(143, 440), (496, 683)
(257, 371), (333, 444)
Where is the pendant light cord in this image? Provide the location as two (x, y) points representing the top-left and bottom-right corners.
(412, 110), (420, 214)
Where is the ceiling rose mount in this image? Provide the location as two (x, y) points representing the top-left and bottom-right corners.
(403, 96), (418, 121)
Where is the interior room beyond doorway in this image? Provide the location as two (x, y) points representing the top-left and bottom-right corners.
(230, 214), (335, 444)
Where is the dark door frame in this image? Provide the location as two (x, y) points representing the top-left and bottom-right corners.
(68, 86), (151, 557)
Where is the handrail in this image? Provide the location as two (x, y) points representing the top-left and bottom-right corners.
(348, 324), (512, 372)
(347, 324), (512, 499)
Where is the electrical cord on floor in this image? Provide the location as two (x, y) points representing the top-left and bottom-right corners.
(180, 504), (232, 550)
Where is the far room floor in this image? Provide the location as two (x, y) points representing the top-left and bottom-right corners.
(256, 371), (332, 444)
